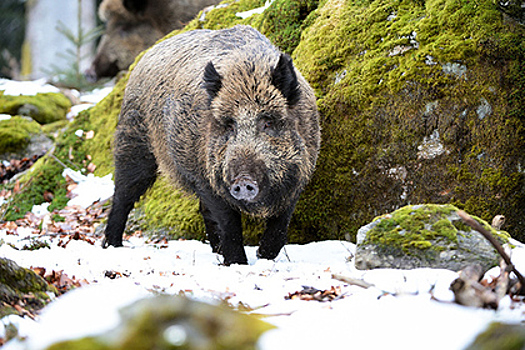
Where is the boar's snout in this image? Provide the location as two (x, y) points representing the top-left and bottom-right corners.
(230, 175), (259, 202)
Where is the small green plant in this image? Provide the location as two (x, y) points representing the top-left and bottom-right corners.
(44, 0), (103, 90)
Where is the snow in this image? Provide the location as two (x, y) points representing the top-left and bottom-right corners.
(1, 215), (525, 349)
(61, 169), (114, 208)
(0, 79), (60, 96)
(236, 0), (274, 19)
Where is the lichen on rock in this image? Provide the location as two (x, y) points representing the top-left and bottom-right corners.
(354, 204), (510, 271)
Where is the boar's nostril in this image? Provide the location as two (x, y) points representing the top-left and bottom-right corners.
(230, 176), (259, 201)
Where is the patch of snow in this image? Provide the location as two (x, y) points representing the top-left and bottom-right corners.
(30, 203), (50, 218)
(425, 55), (437, 66)
(62, 168), (114, 208)
(0, 114), (11, 121)
(236, 0), (274, 19)
(199, 3), (230, 21)
(0, 79), (60, 96)
(79, 86), (113, 104)
(66, 104), (93, 121)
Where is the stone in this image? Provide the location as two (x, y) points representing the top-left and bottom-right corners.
(0, 257), (55, 318)
(46, 294), (273, 350)
(354, 204), (510, 271)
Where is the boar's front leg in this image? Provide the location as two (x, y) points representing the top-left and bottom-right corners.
(200, 197), (247, 265)
(104, 111), (157, 247)
(257, 202), (297, 260)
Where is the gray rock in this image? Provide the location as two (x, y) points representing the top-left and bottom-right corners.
(355, 204), (510, 271)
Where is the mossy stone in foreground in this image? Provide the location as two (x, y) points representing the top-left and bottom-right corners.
(46, 294), (273, 350)
(465, 322), (525, 350)
(355, 204), (510, 271)
(0, 257), (56, 318)
(0, 91), (71, 124)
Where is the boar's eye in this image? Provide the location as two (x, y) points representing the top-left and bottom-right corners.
(258, 116), (278, 137)
(222, 118), (236, 136)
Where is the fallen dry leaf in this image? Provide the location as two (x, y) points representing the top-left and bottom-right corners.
(286, 286), (342, 302)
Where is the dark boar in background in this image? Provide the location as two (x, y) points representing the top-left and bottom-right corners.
(104, 25), (321, 265)
(87, 0), (220, 80)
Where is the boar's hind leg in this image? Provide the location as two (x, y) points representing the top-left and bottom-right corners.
(257, 203), (297, 261)
(104, 113), (157, 247)
(200, 198), (247, 265)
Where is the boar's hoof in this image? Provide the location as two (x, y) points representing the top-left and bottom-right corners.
(230, 175), (259, 201)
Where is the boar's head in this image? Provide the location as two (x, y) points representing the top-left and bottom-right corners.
(203, 53), (309, 217)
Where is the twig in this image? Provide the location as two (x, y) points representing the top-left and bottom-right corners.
(282, 246), (291, 262)
(48, 153), (69, 169)
(457, 210), (525, 293)
(495, 245), (511, 301)
(331, 273), (374, 289)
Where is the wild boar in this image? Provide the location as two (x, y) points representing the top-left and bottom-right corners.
(104, 25), (321, 265)
(87, 0), (220, 80)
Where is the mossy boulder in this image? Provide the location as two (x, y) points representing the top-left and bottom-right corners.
(354, 204), (510, 271)
(0, 116), (53, 160)
(290, 0), (525, 243)
(0, 91), (71, 124)
(4, 0), (524, 245)
(0, 257), (56, 318)
(465, 322), (525, 350)
(46, 294), (272, 350)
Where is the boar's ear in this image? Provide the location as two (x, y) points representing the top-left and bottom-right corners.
(203, 62), (222, 100)
(271, 53), (301, 106)
(123, 0), (148, 14)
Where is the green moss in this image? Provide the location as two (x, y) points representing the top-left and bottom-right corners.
(0, 91), (71, 124)
(364, 204), (461, 253)
(0, 257), (56, 318)
(466, 322), (525, 350)
(2, 155), (68, 221)
(140, 178), (204, 240)
(0, 116), (41, 154)
(290, 0), (525, 242)
(363, 204), (510, 256)
(257, 0), (320, 55)
(47, 295), (272, 350)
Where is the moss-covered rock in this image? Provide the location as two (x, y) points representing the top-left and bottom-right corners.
(290, 0), (525, 242)
(46, 294), (272, 350)
(0, 116), (53, 160)
(354, 204), (510, 271)
(0, 257), (56, 318)
(465, 322), (525, 350)
(2, 154), (70, 221)
(4, 0), (524, 245)
(0, 91), (71, 124)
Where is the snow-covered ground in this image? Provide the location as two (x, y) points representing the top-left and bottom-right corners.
(1, 170), (525, 349)
(1, 80), (525, 348)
